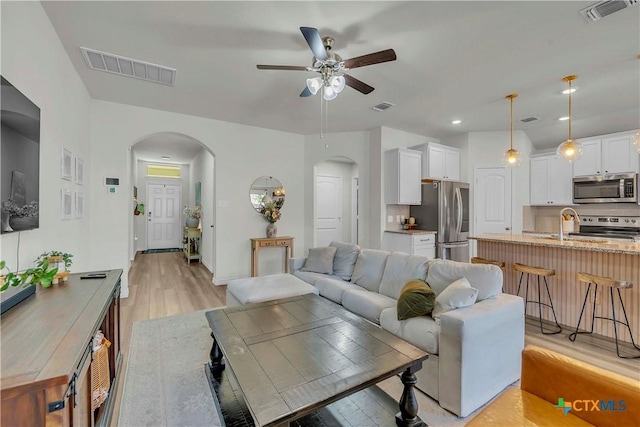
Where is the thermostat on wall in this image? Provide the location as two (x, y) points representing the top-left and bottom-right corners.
(104, 177), (120, 186)
(107, 186), (118, 194)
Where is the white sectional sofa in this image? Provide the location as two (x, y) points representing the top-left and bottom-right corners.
(290, 241), (525, 418)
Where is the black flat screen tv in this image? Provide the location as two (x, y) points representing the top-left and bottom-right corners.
(1, 76), (40, 234)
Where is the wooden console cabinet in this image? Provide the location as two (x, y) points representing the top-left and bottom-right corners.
(0, 269), (123, 427)
(250, 236), (294, 277)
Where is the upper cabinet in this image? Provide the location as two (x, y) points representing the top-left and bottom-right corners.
(410, 142), (461, 181)
(385, 148), (422, 205)
(573, 132), (639, 177)
(530, 154), (573, 205)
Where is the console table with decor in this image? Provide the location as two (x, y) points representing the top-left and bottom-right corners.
(0, 269), (122, 427)
(183, 227), (202, 263)
(250, 236), (294, 277)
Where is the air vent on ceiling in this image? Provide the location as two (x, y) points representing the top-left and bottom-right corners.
(372, 101), (395, 112)
(580, 0), (637, 22)
(80, 47), (176, 86)
(520, 116), (539, 123)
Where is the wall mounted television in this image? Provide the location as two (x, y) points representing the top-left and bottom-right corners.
(1, 75), (40, 234)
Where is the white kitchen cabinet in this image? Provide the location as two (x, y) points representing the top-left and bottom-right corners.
(410, 142), (461, 181)
(530, 154), (573, 205)
(573, 132), (639, 177)
(385, 148), (422, 205)
(383, 232), (436, 258)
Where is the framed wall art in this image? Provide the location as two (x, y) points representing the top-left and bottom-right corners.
(75, 157), (84, 185)
(61, 189), (73, 220)
(61, 148), (72, 181)
(75, 191), (84, 219)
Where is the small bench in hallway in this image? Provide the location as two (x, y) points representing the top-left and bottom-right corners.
(226, 273), (319, 307)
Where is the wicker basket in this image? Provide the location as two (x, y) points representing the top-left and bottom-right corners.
(91, 338), (111, 410)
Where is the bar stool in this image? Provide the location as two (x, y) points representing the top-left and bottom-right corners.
(569, 273), (640, 359)
(471, 257), (505, 269)
(514, 263), (562, 335)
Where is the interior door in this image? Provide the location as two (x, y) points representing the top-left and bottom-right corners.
(147, 183), (181, 249)
(474, 167), (512, 235)
(315, 175), (342, 247)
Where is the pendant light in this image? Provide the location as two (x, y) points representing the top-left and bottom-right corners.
(502, 93), (521, 167)
(556, 75), (583, 163)
(634, 130), (640, 154)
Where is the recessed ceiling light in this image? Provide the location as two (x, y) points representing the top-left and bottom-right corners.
(558, 116), (570, 121)
(161, 156), (171, 160)
(562, 88), (577, 94)
(451, 120), (462, 125)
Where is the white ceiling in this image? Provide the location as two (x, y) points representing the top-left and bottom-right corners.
(41, 1), (640, 153)
(133, 133), (206, 164)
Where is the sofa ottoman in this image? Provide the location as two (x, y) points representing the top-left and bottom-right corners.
(226, 273), (319, 307)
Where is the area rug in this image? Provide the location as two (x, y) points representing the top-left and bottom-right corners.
(141, 248), (182, 254)
(119, 309), (471, 427)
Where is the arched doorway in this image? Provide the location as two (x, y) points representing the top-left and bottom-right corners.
(313, 157), (359, 247)
(128, 132), (216, 274)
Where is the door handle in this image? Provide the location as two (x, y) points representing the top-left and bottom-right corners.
(505, 227), (511, 231)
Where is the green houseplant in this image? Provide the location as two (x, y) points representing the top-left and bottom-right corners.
(36, 251), (73, 270)
(0, 259), (58, 291)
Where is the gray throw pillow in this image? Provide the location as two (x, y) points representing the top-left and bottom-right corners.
(329, 241), (361, 281)
(351, 249), (390, 292)
(301, 247), (337, 275)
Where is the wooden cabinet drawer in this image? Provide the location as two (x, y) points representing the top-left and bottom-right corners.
(261, 241), (276, 247)
(276, 240), (290, 246)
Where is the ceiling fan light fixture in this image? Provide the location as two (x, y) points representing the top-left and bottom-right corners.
(306, 77), (322, 95)
(330, 75), (346, 94)
(557, 75), (583, 163)
(323, 85), (338, 101)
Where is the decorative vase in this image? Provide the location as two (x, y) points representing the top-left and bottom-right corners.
(185, 216), (199, 228)
(266, 222), (277, 238)
(8, 216), (37, 231)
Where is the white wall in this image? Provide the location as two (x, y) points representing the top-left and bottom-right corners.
(90, 101), (305, 291)
(0, 2), (92, 275)
(189, 148), (215, 272)
(315, 160), (357, 243)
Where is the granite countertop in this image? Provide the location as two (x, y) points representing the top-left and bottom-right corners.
(470, 234), (640, 255)
(385, 230), (437, 235)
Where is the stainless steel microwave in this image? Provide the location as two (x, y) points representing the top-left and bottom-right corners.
(573, 173), (637, 204)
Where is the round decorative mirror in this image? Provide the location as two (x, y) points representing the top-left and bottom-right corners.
(249, 176), (285, 213)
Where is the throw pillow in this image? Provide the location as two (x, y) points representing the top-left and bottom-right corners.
(396, 279), (436, 321)
(431, 277), (479, 320)
(329, 241), (361, 281)
(301, 247), (337, 275)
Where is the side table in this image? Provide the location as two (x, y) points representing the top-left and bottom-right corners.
(250, 236), (294, 277)
(183, 227), (202, 263)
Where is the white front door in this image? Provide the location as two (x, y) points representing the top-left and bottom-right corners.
(474, 167), (512, 236)
(315, 175), (342, 247)
(147, 183), (182, 249)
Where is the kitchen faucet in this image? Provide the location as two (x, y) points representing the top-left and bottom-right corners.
(559, 207), (580, 243)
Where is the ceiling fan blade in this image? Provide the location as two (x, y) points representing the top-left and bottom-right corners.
(256, 65), (308, 71)
(343, 49), (397, 69)
(344, 74), (374, 94)
(300, 27), (328, 61)
(300, 87), (312, 97)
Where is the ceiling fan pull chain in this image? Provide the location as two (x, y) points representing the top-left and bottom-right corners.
(320, 88), (324, 139)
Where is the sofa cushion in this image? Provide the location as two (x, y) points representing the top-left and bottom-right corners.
(379, 252), (429, 300)
(397, 280), (436, 320)
(431, 277), (478, 320)
(380, 307), (440, 355)
(341, 289), (396, 324)
(314, 277), (362, 304)
(293, 270), (341, 285)
(301, 246), (337, 275)
(330, 241), (361, 281)
(350, 249), (390, 292)
(426, 259), (502, 301)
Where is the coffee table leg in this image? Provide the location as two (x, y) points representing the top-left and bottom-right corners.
(209, 332), (225, 377)
(395, 365), (425, 427)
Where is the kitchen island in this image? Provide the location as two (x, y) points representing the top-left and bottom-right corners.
(471, 234), (639, 344)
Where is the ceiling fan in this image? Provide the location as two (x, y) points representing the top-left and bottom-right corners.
(257, 27), (397, 100)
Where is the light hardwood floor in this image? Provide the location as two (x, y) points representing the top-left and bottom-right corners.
(111, 251), (226, 425)
(111, 253), (639, 425)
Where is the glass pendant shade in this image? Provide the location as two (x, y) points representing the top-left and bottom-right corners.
(330, 75), (346, 94)
(323, 85), (337, 101)
(557, 139), (583, 163)
(503, 148), (522, 167)
(306, 77), (322, 95)
(634, 131), (640, 154)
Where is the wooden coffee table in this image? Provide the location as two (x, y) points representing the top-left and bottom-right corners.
(205, 294), (429, 427)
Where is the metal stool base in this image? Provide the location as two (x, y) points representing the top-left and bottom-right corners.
(517, 272), (562, 335)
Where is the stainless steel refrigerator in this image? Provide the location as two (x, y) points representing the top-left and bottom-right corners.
(409, 181), (470, 262)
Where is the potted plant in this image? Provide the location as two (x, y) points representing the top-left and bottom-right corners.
(1, 199), (39, 232)
(36, 251), (73, 284)
(183, 205), (202, 228)
(0, 259), (58, 291)
(260, 201), (282, 237)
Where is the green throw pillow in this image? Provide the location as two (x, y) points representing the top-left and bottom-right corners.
(397, 279), (436, 321)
